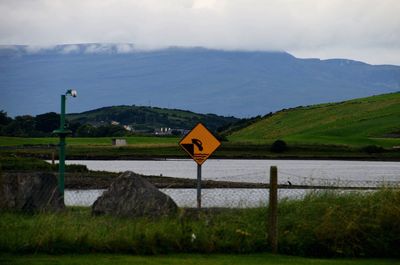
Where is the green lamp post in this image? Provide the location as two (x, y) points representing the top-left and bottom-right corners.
(53, 89), (77, 199)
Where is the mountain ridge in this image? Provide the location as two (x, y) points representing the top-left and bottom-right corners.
(4, 43), (400, 66)
(1, 43), (399, 117)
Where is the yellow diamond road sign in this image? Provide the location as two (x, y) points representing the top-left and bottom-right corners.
(179, 123), (221, 165)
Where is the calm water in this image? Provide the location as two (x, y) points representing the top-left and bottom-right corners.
(65, 159), (400, 183)
(63, 159), (399, 208)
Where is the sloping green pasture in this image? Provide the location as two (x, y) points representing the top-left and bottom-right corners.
(229, 93), (400, 148)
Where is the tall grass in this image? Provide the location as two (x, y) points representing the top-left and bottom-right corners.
(278, 189), (400, 257)
(0, 190), (399, 257)
(0, 207), (267, 255)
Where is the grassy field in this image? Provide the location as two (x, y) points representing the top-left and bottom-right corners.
(1, 190), (399, 258)
(1, 253), (398, 265)
(0, 136), (185, 160)
(228, 93), (400, 148)
(0, 136), (180, 147)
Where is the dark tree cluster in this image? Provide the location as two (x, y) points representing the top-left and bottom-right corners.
(0, 110), (127, 137)
(75, 124), (126, 137)
(0, 111), (61, 137)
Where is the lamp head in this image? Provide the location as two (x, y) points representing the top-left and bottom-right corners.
(66, 89), (77, 97)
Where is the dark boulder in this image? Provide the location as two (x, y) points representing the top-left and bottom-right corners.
(0, 172), (64, 213)
(92, 171), (178, 218)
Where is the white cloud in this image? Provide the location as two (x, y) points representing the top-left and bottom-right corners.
(115, 43), (136, 53)
(0, 0), (399, 64)
(23, 44), (57, 54)
(84, 44), (115, 54)
(60, 44), (80, 54)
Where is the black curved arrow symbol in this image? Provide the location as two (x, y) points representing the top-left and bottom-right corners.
(192, 138), (203, 151)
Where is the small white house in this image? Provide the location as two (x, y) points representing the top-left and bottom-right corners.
(123, 125), (133, 131)
(155, 127), (172, 135)
(112, 138), (127, 146)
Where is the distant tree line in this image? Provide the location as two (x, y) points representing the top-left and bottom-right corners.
(0, 111), (60, 137)
(68, 106), (239, 133)
(0, 110), (127, 137)
(0, 106), (240, 138)
(74, 124), (126, 137)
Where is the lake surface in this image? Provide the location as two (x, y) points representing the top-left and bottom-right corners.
(63, 159), (399, 208)
(65, 159), (400, 184)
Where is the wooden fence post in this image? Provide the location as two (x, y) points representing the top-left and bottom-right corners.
(268, 166), (278, 253)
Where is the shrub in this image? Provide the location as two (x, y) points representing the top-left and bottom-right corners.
(0, 156), (53, 171)
(64, 164), (89, 172)
(270, 140), (287, 153)
(216, 133), (228, 142)
(361, 145), (384, 154)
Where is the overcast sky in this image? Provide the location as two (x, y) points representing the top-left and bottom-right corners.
(0, 0), (399, 65)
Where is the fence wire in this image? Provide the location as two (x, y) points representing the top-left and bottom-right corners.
(206, 170), (267, 183)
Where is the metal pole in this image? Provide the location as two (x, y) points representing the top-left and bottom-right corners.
(58, 95), (66, 198)
(197, 164), (202, 209)
(59, 136), (65, 198)
(268, 166), (278, 253)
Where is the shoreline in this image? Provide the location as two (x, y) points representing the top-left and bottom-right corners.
(1, 144), (399, 162)
(5, 171), (389, 190)
(62, 156), (400, 162)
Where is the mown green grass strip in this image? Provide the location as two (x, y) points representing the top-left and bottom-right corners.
(0, 136), (180, 147)
(0, 253), (397, 265)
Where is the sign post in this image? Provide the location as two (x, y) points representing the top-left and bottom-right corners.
(179, 123), (221, 209)
(197, 164), (202, 208)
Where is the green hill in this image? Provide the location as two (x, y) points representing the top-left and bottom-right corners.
(67, 105), (239, 133)
(228, 93), (400, 148)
